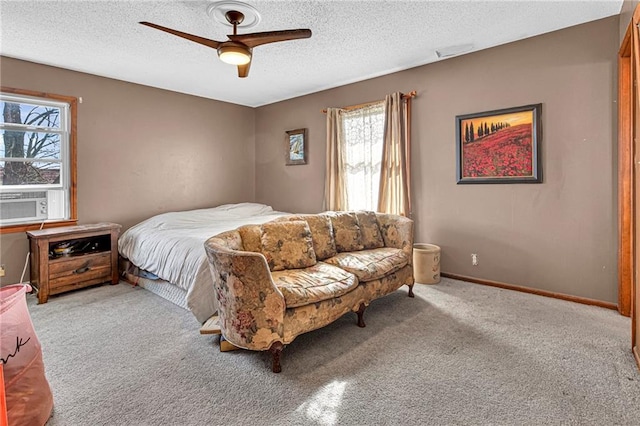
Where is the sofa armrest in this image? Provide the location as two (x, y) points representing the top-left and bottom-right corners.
(375, 213), (414, 265)
(204, 237), (286, 351)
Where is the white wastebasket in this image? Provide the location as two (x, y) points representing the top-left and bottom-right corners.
(413, 244), (441, 284)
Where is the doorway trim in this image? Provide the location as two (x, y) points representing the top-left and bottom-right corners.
(618, 22), (633, 319)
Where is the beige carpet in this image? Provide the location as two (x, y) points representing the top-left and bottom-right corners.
(26, 277), (639, 425)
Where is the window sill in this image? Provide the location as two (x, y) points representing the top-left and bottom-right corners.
(0, 219), (78, 235)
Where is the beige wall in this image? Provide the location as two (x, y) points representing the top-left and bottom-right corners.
(0, 57), (255, 284)
(255, 16), (620, 303)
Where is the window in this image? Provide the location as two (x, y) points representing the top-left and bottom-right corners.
(325, 92), (413, 216)
(0, 87), (77, 233)
(341, 102), (385, 210)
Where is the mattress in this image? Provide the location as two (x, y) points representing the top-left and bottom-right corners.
(118, 203), (288, 322)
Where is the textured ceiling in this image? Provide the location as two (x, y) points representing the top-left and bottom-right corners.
(0, 1), (623, 107)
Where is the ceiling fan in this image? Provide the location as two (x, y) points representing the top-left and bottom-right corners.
(139, 10), (311, 78)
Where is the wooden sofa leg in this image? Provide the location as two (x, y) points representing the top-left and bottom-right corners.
(407, 283), (415, 298)
(269, 342), (284, 373)
(356, 303), (367, 328)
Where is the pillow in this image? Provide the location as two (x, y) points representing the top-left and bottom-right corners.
(214, 202), (274, 216)
(260, 221), (317, 271)
(329, 212), (364, 252)
(356, 211), (384, 249)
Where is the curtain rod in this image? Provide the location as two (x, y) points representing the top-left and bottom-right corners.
(321, 90), (416, 113)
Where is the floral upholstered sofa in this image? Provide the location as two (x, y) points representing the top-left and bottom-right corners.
(204, 211), (414, 372)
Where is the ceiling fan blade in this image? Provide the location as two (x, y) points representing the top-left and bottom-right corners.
(139, 22), (221, 49)
(228, 29), (312, 48)
(238, 61), (251, 78)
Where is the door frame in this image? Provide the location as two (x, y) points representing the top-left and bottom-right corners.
(618, 19), (633, 319)
(618, 12), (639, 369)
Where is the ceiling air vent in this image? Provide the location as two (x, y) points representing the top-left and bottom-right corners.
(435, 44), (474, 59)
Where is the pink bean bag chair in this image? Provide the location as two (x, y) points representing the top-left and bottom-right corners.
(1, 284), (53, 426)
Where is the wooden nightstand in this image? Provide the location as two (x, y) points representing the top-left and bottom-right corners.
(27, 223), (121, 304)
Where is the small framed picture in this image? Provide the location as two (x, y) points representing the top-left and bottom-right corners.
(455, 103), (542, 184)
(285, 128), (307, 165)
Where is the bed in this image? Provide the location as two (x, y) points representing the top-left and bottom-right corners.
(117, 203), (288, 323)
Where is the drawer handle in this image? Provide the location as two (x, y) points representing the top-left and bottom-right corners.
(74, 266), (90, 274)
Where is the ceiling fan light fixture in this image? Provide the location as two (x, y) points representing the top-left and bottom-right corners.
(218, 44), (251, 65)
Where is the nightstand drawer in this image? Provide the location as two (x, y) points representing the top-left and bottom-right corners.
(49, 252), (111, 289)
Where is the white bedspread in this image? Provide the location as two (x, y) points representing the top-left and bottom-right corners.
(118, 203), (287, 322)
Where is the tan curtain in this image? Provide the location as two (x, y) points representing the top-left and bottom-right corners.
(323, 108), (347, 210)
(378, 92), (411, 216)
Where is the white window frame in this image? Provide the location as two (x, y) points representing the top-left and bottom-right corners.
(0, 87), (77, 233)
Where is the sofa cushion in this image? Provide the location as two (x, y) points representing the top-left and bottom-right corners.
(324, 247), (408, 282)
(276, 214), (337, 260)
(329, 212), (364, 252)
(260, 221), (317, 271)
(355, 211), (384, 249)
(271, 262), (358, 308)
(238, 224), (263, 253)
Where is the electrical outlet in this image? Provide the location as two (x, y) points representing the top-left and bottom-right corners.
(0, 265), (5, 277)
(471, 254), (478, 266)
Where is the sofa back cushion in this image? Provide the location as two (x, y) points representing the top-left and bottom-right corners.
(260, 221), (317, 271)
(238, 224), (263, 252)
(355, 211), (384, 249)
(328, 212), (364, 252)
(276, 214), (337, 260)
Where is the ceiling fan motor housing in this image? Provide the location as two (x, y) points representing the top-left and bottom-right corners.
(225, 10), (245, 26)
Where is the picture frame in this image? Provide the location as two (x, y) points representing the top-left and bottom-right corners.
(455, 103), (542, 184)
(285, 128), (307, 166)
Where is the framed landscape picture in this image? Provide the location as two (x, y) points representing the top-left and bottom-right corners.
(285, 128), (307, 165)
(455, 104), (542, 184)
